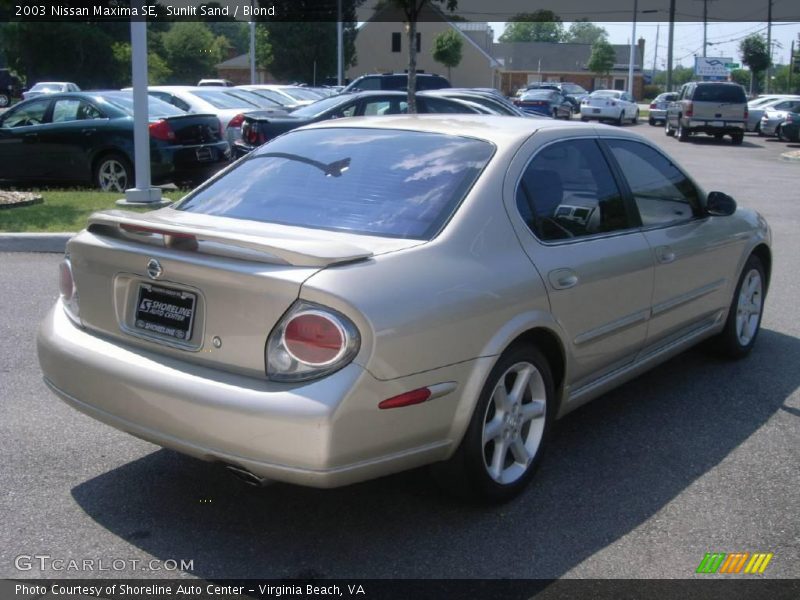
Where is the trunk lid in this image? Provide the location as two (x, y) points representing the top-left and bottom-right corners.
(68, 208), (419, 378)
(160, 113), (223, 145)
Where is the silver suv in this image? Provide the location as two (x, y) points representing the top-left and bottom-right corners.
(665, 82), (748, 144)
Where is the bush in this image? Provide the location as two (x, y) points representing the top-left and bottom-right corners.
(642, 84), (663, 102)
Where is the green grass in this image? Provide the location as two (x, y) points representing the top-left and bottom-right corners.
(0, 190), (183, 233)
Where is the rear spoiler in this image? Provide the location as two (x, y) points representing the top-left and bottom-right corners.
(86, 210), (373, 268)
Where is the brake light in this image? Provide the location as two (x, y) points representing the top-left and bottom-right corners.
(685, 101), (693, 117)
(148, 119), (175, 141)
(58, 256), (80, 322)
(227, 113), (245, 129)
(266, 301), (360, 382)
(649, 102), (657, 109)
(786, 114), (794, 124)
(284, 312), (345, 366)
(744, 108), (748, 120)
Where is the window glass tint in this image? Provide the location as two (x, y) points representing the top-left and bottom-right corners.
(692, 85), (746, 103)
(1, 99), (50, 127)
(605, 139), (699, 227)
(191, 90), (258, 109)
(516, 139), (631, 241)
(225, 90), (279, 108)
(51, 99), (81, 122)
(102, 93), (185, 118)
(362, 99), (408, 115)
(353, 77), (380, 91)
(177, 129), (494, 240)
(291, 94), (350, 118)
(422, 97), (474, 114)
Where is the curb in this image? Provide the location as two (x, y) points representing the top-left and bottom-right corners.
(0, 233), (75, 253)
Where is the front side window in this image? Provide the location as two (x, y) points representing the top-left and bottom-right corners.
(51, 99), (102, 122)
(605, 139), (700, 227)
(516, 139), (633, 241)
(1, 98), (50, 127)
(362, 98), (408, 115)
(177, 128), (495, 240)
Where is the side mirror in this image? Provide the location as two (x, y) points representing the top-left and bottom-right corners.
(706, 191), (737, 216)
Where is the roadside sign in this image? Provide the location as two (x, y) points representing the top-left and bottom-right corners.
(695, 57), (734, 77)
(725, 63), (740, 69)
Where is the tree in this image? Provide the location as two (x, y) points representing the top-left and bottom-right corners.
(729, 68), (750, 89)
(587, 39), (616, 83)
(564, 19), (608, 45)
(163, 22), (222, 84)
(739, 34), (771, 95)
(255, 22), (357, 84)
(432, 29), (463, 82)
(111, 42), (172, 87)
(498, 11), (563, 44)
(387, 0), (458, 113)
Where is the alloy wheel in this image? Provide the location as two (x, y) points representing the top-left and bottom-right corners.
(97, 159), (129, 193)
(736, 269), (763, 346)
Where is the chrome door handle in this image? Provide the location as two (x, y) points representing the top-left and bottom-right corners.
(549, 268), (579, 290)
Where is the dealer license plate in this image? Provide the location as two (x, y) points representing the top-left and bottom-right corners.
(135, 283), (196, 341)
(592, 108), (601, 114)
(195, 147), (213, 162)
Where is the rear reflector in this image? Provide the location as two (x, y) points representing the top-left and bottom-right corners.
(378, 388), (432, 410)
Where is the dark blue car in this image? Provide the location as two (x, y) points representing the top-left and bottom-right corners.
(515, 90), (573, 119)
(0, 91), (231, 191)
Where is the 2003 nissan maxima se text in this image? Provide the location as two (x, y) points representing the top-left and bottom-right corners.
(37, 115), (771, 502)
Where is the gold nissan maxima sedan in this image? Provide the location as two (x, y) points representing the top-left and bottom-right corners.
(37, 116), (771, 502)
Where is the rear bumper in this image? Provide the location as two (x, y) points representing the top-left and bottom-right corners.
(580, 107), (620, 120)
(649, 108), (667, 121)
(37, 302), (468, 487)
(684, 120), (745, 134)
(151, 141), (231, 183)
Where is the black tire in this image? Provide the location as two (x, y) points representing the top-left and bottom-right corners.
(580, 116), (589, 122)
(432, 344), (554, 503)
(677, 121), (689, 142)
(0, 93), (9, 108)
(93, 153), (133, 193)
(665, 119), (675, 137)
(714, 133), (724, 141)
(711, 255), (766, 359)
(616, 111), (624, 126)
(649, 117), (656, 126)
(632, 110), (639, 125)
(731, 133), (744, 145)
(776, 126), (785, 142)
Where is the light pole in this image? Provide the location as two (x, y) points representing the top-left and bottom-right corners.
(628, 0), (638, 96)
(249, 0), (256, 84)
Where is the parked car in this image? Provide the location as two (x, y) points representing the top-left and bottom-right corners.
(746, 96), (800, 133)
(38, 115), (771, 502)
(580, 90), (639, 125)
(198, 79), (234, 87)
(22, 81), (80, 100)
(648, 92), (678, 126)
(419, 88), (533, 117)
(524, 82), (589, 112)
(233, 90), (487, 156)
(759, 100), (800, 138)
(0, 91), (231, 191)
(515, 89), (573, 118)
(776, 108), (800, 142)
(0, 68), (23, 107)
(665, 82), (747, 144)
(134, 86), (264, 146)
(235, 85), (307, 111)
(342, 72), (450, 93)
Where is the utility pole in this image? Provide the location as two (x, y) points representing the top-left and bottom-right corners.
(765, 0), (773, 93)
(337, 0), (344, 86)
(628, 0), (638, 96)
(703, 0), (707, 57)
(652, 24), (660, 80)
(666, 0), (676, 92)
(789, 40), (794, 93)
(249, 0), (256, 84)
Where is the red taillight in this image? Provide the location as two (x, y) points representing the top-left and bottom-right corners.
(379, 388), (432, 410)
(685, 101), (693, 117)
(786, 115), (794, 124)
(283, 312), (345, 366)
(59, 259), (74, 301)
(649, 102), (657, 109)
(148, 119), (175, 141)
(227, 113), (245, 129)
(744, 108), (749, 120)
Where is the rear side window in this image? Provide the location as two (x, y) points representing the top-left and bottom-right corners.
(516, 139), (633, 241)
(692, 85), (746, 103)
(177, 128), (495, 240)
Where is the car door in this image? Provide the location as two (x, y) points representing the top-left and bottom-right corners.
(36, 97), (107, 181)
(0, 97), (51, 181)
(504, 131), (654, 391)
(602, 137), (746, 353)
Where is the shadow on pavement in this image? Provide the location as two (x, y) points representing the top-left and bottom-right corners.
(71, 328), (800, 579)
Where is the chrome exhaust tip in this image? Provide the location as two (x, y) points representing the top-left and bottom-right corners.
(225, 464), (271, 487)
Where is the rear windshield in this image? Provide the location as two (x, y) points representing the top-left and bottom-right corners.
(693, 85), (746, 103)
(177, 128), (495, 240)
(191, 90), (259, 109)
(100, 93), (185, 118)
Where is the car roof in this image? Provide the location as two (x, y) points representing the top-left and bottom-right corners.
(297, 114), (639, 148)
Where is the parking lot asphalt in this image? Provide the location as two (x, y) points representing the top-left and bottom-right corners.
(0, 123), (798, 581)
